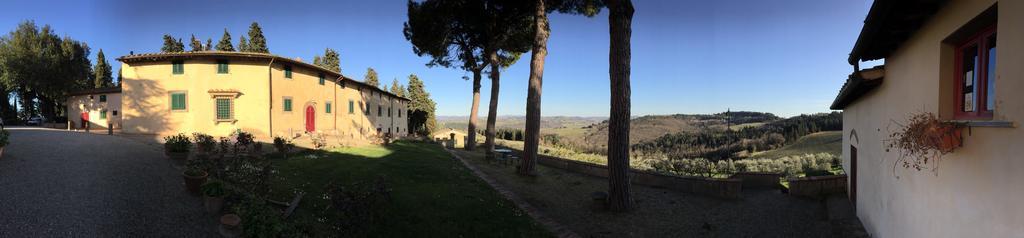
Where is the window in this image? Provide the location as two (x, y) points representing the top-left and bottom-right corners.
(172, 60), (184, 75)
(319, 74), (325, 85)
(348, 100), (354, 114)
(217, 60), (229, 74)
(283, 97), (293, 112)
(378, 106), (382, 117)
(388, 107), (392, 117)
(216, 98), (233, 121)
(398, 109), (401, 118)
(113, 110), (118, 116)
(100, 109), (107, 119)
(284, 65), (292, 78)
(170, 92), (187, 111)
(366, 102), (371, 115)
(955, 26), (996, 119)
(325, 101), (332, 113)
(99, 95), (107, 102)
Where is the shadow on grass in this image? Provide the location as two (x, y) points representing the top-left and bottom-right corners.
(265, 140), (552, 237)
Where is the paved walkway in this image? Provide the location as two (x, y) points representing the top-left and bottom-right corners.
(0, 127), (216, 237)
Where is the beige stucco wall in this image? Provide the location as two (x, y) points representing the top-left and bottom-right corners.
(119, 55), (409, 142)
(67, 92), (121, 129)
(842, 1), (1024, 237)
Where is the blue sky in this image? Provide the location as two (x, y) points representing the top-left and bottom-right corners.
(1, 0), (875, 117)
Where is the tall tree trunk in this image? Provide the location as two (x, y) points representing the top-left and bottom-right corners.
(484, 50), (501, 158)
(466, 69), (483, 151)
(0, 90), (12, 120)
(520, 0), (548, 176)
(39, 96), (56, 123)
(606, 0), (635, 212)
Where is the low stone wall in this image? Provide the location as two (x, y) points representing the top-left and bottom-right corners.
(788, 174), (847, 197)
(534, 154), (742, 199)
(730, 172), (783, 189)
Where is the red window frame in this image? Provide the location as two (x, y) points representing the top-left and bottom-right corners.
(953, 25), (996, 120)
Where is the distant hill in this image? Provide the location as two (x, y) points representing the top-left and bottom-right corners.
(751, 131), (842, 159)
(437, 116), (606, 132)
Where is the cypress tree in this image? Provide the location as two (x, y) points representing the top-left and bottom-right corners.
(238, 36), (249, 52)
(406, 74), (437, 135)
(93, 49), (113, 88)
(161, 34), (184, 52)
(390, 78), (406, 97)
(216, 29), (234, 51)
(364, 67), (379, 87)
(247, 22), (269, 53)
(205, 38), (213, 51)
(189, 34), (203, 52)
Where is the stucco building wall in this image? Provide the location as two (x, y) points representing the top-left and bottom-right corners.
(842, 1), (1024, 237)
(67, 92), (121, 129)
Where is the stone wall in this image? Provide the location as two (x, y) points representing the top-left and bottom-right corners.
(533, 154), (742, 199)
(788, 174), (847, 198)
(730, 172), (783, 189)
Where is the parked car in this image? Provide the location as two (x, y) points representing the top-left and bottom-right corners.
(26, 116), (44, 126)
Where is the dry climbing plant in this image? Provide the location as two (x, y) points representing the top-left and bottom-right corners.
(886, 112), (963, 175)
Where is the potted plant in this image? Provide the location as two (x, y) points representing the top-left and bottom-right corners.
(219, 214), (242, 237)
(0, 129), (9, 159)
(183, 161), (209, 196)
(202, 180), (227, 214)
(164, 133), (191, 163)
(273, 136), (294, 159)
(887, 112), (964, 172)
(193, 133), (216, 159)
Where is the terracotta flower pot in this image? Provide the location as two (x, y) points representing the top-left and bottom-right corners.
(938, 126), (963, 151)
(204, 195), (225, 214)
(219, 214), (242, 238)
(183, 171), (209, 196)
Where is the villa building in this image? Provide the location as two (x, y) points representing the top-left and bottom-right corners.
(67, 87), (122, 130)
(81, 51), (410, 141)
(832, 0), (1023, 237)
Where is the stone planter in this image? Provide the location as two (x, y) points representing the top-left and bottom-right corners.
(219, 214), (241, 238)
(204, 195), (225, 214)
(183, 171), (208, 196)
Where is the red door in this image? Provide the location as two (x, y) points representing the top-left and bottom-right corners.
(305, 105), (315, 132)
(80, 112), (89, 129)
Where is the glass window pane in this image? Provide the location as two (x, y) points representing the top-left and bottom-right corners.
(986, 34), (996, 111)
(962, 45), (978, 112)
(216, 99), (231, 119)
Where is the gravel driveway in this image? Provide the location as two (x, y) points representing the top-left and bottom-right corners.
(0, 127), (216, 237)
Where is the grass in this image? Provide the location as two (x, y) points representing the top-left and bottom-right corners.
(752, 131), (843, 159)
(268, 140), (551, 237)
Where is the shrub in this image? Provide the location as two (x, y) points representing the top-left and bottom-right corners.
(218, 137), (232, 155)
(0, 129), (9, 147)
(164, 133), (191, 153)
(234, 130), (255, 154)
(193, 133), (216, 153)
(233, 198), (288, 237)
(201, 180), (226, 197)
(273, 136), (295, 155)
(310, 133), (327, 150)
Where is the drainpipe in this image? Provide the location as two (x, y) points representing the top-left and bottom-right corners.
(268, 57), (276, 138)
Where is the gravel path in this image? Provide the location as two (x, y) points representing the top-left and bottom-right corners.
(0, 127), (216, 237)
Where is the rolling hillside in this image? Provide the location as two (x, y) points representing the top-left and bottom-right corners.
(751, 131), (842, 159)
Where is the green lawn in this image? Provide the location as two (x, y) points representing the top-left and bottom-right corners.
(268, 140), (551, 237)
(752, 131), (843, 159)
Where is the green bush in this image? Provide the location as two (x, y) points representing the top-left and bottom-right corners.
(0, 130), (9, 147)
(201, 181), (226, 197)
(163, 133), (191, 153)
(192, 133), (216, 153)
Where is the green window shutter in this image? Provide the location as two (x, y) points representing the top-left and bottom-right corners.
(217, 60), (229, 74)
(325, 102), (332, 113)
(171, 93), (186, 110)
(216, 99), (231, 120)
(319, 74), (325, 85)
(172, 60), (184, 74)
(284, 66), (292, 78)
(348, 100), (354, 114)
(284, 98), (292, 111)
(100, 110), (107, 119)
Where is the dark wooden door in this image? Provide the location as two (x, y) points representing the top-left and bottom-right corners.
(850, 145), (858, 209)
(305, 106), (315, 132)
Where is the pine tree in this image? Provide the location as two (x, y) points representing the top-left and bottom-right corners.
(406, 74), (437, 135)
(161, 34), (184, 52)
(93, 49), (113, 88)
(206, 38), (213, 51)
(312, 48), (340, 73)
(238, 36), (249, 52)
(116, 68), (122, 87)
(364, 67), (380, 87)
(189, 34), (203, 52)
(390, 78), (406, 97)
(216, 29), (234, 51)
(246, 22), (269, 53)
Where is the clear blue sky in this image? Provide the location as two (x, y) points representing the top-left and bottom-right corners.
(2, 0), (876, 117)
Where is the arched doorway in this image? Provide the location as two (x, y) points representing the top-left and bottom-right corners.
(305, 105), (315, 132)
